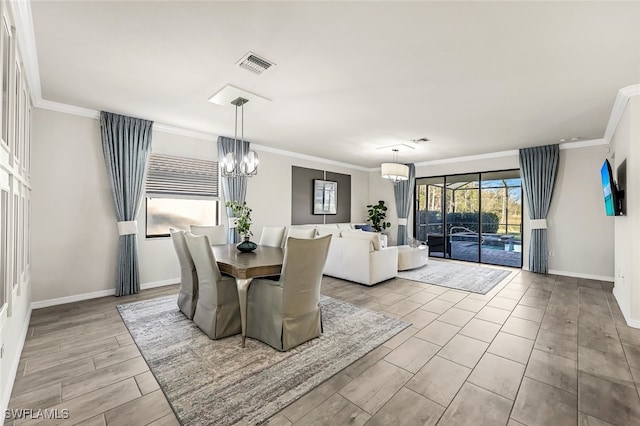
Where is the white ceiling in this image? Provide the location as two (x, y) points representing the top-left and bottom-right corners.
(29, 1), (640, 167)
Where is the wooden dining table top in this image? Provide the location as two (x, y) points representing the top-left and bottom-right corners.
(211, 244), (284, 279)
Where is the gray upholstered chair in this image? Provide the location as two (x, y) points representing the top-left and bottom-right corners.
(170, 228), (198, 319)
(259, 226), (286, 247)
(246, 235), (332, 351)
(190, 224), (227, 245)
(185, 233), (241, 339)
(281, 227), (317, 248)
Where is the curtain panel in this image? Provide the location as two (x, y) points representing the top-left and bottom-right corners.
(393, 163), (416, 245)
(519, 144), (559, 274)
(218, 136), (249, 243)
(100, 111), (153, 296)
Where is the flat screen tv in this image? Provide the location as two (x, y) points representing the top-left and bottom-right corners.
(600, 159), (620, 216)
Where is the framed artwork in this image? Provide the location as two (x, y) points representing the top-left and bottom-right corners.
(313, 179), (337, 215)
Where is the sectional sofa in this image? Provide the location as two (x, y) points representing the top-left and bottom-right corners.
(289, 223), (398, 286)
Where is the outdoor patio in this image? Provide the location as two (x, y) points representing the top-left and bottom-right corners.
(430, 240), (522, 268)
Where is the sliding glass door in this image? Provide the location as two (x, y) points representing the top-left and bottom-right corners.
(415, 169), (522, 268)
(416, 177), (446, 257)
(480, 170), (522, 267)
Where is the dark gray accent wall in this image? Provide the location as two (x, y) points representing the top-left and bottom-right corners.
(292, 166), (324, 225)
(291, 166), (351, 225)
(325, 171), (351, 224)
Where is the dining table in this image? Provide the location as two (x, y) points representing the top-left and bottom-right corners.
(211, 244), (284, 347)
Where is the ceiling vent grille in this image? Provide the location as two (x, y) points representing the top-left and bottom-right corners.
(237, 52), (275, 75)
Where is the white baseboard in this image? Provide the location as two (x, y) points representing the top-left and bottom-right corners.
(30, 279), (179, 310)
(613, 287), (640, 329)
(0, 305), (32, 425)
(30, 289), (115, 309)
(547, 269), (614, 282)
(141, 279), (179, 290)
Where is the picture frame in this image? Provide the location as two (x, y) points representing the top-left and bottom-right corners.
(313, 179), (337, 215)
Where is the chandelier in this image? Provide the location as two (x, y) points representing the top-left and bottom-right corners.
(220, 97), (259, 177)
(381, 148), (409, 185)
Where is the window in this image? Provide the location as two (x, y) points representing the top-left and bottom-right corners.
(145, 154), (219, 238)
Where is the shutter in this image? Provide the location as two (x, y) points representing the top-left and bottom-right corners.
(146, 154), (219, 199)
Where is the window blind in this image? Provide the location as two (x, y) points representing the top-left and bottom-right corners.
(146, 154), (219, 199)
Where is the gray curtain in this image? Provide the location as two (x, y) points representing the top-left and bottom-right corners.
(519, 144), (559, 274)
(394, 163), (416, 245)
(100, 111), (153, 296)
(218, 136), (249, 243)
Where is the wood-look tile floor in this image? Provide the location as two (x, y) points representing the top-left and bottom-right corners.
(7, 267), (640, 425)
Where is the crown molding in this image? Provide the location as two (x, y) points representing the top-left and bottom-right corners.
(153, 124), (215, 142)
(252, 143), (371, 172)
(36, 99), (100, 119)
(406, 138), (607, 170)
(604, 84), (640, 142)
(35, 97), (370, 170)
(559, 138), (608, 150)
(413, 149), (519, 168)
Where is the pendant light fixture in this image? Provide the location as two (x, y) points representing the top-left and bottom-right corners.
(381, 148), (409, 185)
(220, 97), (259, 178)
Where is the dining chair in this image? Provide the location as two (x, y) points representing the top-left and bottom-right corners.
(169, 228), (198, 319)
(246, 235), (332, 351)
(259, 226), (286, 247)
(281, 226), (317, 248)
(185, 233), (242, 339)
(190, 224), (227, 245)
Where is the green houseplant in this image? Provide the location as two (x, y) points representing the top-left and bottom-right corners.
(367, 200), (391, 233)
(225, 201), (256, 252)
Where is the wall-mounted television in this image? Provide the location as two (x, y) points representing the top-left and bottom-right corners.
(600, 159), (625, 216)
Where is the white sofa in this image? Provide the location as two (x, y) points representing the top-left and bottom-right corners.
(291, 224), (396, 286)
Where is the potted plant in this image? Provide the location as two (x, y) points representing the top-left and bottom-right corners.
(366, 200), (391, 233)
(225, 201), (257, 252)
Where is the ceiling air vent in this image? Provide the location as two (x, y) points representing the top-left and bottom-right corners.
(237, 52), (275, 75)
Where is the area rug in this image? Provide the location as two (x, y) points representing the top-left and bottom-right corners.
(398, 259), (514, 294)
(117, 295), (409, 425)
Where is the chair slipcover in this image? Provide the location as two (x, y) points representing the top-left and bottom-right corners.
(185, 233), (242, 339)
(169, 229), (198, 319)
(246, 235), (332, 351)
(190, 225), (227, 245)
(259, 226), (286, 247)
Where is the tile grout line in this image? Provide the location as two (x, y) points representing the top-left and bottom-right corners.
(503, 275), (552, 423)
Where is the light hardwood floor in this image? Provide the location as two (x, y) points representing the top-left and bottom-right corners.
(6, 268), (640, 425)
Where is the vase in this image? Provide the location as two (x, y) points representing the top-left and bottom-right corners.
(236, 237), (257, 253)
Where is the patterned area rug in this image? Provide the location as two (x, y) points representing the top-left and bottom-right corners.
(398, 259), (514, 294)
(117, 295), (409, 426)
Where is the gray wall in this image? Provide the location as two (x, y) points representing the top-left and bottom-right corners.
(291, 166), (351, 225)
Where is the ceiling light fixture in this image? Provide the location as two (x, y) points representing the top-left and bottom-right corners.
(220, 97), (259, 178)
(381, 148), (409, 186)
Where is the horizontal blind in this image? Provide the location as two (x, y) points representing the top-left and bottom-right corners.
(146, 154), (219, 199)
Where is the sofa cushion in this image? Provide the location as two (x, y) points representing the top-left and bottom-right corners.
(337, 223), (354, 230)
(355, 224), (374, 232)
(286, 227), (317, 240)
(317, 227), (342, 237)
(341, 230), (380, 251)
